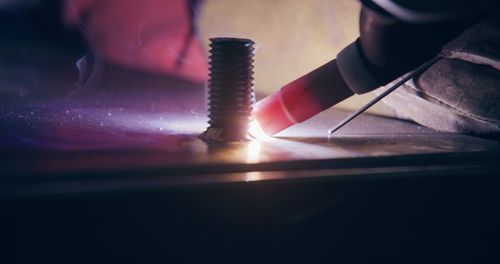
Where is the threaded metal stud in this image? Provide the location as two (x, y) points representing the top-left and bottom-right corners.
(200, 38), (255, 141)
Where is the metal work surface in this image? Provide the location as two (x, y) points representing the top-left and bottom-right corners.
(1, 65), (500, 264)
(1, 71), (499, 197)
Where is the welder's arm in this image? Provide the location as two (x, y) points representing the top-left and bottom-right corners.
(255, 2), (479, 136)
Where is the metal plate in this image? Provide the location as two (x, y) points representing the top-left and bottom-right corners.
(0, 64), (499, 197)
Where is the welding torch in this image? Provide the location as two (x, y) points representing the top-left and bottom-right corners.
(254, 1), (487, 136)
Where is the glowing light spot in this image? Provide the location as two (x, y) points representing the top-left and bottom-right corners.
(248, 120), (270, 141)
(246, 140), (261, 163)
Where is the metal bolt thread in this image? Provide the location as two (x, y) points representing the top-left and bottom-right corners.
(200, 38), (255, 141)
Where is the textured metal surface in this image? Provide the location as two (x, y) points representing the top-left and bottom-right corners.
(1, 91), (499, 198)
(0, 58), (499, 197)
(1, 103), (498, 171)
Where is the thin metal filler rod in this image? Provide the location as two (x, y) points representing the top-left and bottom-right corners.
(328, 56), (441, 136)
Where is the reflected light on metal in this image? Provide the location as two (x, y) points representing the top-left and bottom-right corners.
(244, 171), (263, 182)
(244, 140), (264, 181)
(246, 139), (261, 163)
(248, 120), (270, 141)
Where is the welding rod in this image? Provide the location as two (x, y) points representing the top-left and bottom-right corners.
(327, 56), (441, 135)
